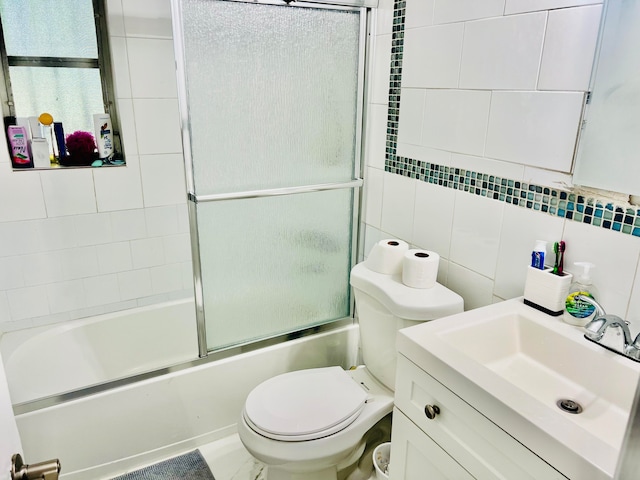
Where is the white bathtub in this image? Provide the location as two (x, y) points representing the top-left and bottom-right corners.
(1, 299), (199, 405)
(3, 300), (358, 479)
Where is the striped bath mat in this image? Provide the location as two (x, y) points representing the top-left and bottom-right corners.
(111, 450), (215, 480)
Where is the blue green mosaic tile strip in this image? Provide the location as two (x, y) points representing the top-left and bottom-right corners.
(383, 0), (640, 237)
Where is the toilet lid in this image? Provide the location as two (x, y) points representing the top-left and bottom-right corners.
(244, 367), (368, 441)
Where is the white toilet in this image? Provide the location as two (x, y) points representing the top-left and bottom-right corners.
(237, 261), (464, 480)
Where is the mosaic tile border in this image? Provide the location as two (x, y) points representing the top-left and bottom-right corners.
(384, 0), (640, 237)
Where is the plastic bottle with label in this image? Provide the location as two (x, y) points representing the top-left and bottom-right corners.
(564, 262), (599, 326)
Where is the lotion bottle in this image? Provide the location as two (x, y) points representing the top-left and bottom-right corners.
(564, 262), (599, 326)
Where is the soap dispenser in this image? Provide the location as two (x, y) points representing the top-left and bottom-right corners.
(564, 262), (599, 326)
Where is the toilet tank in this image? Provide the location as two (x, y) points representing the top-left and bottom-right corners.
(350, 262), (463, 390)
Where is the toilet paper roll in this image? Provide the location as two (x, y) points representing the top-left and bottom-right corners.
(402, 249), (440, 289)
(365, 239), (409, 275)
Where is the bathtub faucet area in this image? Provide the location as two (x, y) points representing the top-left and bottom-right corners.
(10, 453), (61, 480)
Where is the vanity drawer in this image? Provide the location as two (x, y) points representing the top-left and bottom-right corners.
(390, 408), (474, 480)
(394, 355), (567, 480)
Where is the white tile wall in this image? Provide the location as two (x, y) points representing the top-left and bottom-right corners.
(485, 91), (585, 170)
(0, 0), (192, 332)
(460, 13), (546, 90)
(366, 0), (640, 328)
(421, 89), (491, 155)
(402, 24), (464, 88)
(538, 5), (602, 91)
(505, 0), (603, 15)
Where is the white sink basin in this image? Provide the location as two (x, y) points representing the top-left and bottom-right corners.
(397, 298), (640, 480)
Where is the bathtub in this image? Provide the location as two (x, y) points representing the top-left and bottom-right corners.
(3, 299), (358, 479)
(1, 298), (199, 405)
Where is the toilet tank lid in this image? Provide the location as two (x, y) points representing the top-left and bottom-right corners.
(350, 262), (463, 320)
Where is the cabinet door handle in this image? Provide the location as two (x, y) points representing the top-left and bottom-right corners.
(424, 404), (440, 419)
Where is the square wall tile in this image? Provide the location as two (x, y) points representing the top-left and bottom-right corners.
(406, 0), (435, 29)
(140, 154), (187, 207)
(538, 5), (603, 91)
(446, 262), (495, 311)
(37, 217), (78, 252)
(133, 99), (182, 155)
(421, 89), (491, 156)
(97, 242), (133, 274)
(83, 274), (121, 308)
(485, 91), (585, 171)
(450, 192), (504, 278)
(396, 145), (452, 165)
(74, 213), (113, 247)
(106, 0), (125, 36)
(376, 0), (396, 34)
(370, 33), (392, 105)
(163, 234), (191, 264)
(0, 221), (43, 257)
(380, 173), (416, 242)
(0, 170), (47, 222)
(149, 263), (184, 295)
(398, 89), (426, 146)
(365, 104), (388, 170)
(93, 161), (144, 212)
(118, 269), (153, 301)
(7, 286), (50, 321)
(117, 100), (138, 156)
(493, 204), (565, 300)
(127, 38), (178, 99)
(110, 209), (147, 241)
(412, 181), (455, 258)
(59, 246), (99, 280)
(460, 12), (547, 90)
(505, 0), (603, 15)
(40, 169), (97, 217)
(47, 280), (86, 314)
(109, 36), (132, 99)
(21, 253), (63, 286)
(145, 206), (179, 237)
(433, 0), (506, 24)
(450, 153), (525, 180)
(0, 256), (24, 290)
(402, 23), (464, 89)
(364, 167), (384, 228)
(122, 0), (173, 39)
(130, 237), (164, 269)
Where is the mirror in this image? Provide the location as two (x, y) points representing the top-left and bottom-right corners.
(573, 0), (640, 197)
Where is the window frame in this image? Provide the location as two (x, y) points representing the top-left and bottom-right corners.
(0, 0), (121, 160)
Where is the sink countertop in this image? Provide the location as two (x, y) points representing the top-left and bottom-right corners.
(396, 297), (640, 480)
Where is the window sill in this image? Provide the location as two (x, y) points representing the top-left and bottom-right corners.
(12, 157), (126, 171)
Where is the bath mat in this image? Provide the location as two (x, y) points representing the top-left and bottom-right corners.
(111, 450), (215, 480)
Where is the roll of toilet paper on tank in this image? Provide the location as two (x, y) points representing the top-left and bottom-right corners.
(402, 249), (440, 288)
(366, 239), (409, 274)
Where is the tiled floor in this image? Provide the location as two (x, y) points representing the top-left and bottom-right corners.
(198, 434), (378, 480)
(199, 435), (265, 480)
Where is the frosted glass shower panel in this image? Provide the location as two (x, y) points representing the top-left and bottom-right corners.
(180, 0), (361, 194)
(199, 189), (353, 351)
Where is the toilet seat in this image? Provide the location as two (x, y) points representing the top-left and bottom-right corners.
(243, 366), (368, 442)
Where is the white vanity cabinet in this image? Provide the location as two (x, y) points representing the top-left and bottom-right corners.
(390, 355), (567, 480)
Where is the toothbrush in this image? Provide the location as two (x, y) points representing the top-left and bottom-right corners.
(553, 242), (560, 274)
(558, 241), (565, 275)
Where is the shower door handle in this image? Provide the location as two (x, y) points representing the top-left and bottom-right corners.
(10, 453), (61, 480)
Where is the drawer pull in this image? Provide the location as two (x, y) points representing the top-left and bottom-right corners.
(424, 404), (440, 419)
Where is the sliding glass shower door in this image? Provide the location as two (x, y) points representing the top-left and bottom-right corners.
(172, 0), (365, 353)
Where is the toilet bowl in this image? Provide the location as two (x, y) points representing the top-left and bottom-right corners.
(238, 260), (464, 480)
(237, 366), (392, 480)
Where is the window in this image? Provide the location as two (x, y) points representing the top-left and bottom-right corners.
(0, 0), (121, 166)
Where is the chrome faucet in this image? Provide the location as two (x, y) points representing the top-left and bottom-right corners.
(579, 295), (640, 362)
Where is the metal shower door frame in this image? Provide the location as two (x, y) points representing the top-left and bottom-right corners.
(171, 0), (369, 358)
